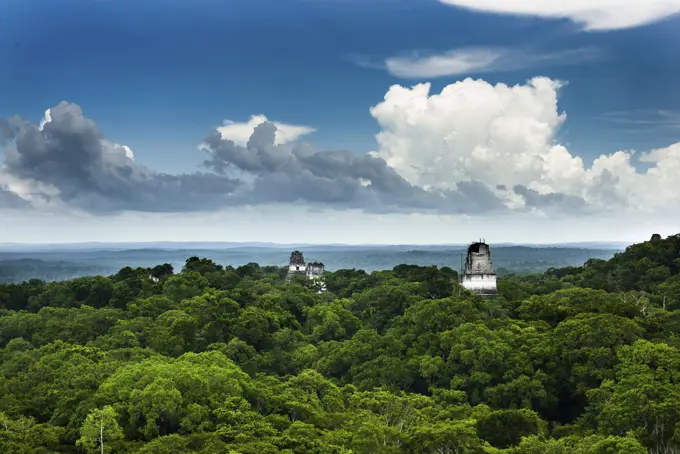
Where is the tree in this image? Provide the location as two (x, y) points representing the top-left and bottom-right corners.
(77, 406), (123, 454)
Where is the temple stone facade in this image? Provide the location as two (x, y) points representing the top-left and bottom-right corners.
(287, 251), (327, 292)
(460, 241), (498, 296)
(288, 251), (306, 276)
(306, 262), (325, 279)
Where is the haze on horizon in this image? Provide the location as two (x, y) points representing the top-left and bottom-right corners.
(2, 0), (679, 245)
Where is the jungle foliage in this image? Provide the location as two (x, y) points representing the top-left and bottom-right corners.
(2, 235), (680, 453)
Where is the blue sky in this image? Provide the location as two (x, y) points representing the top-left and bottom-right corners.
(1, 0), (680, 243)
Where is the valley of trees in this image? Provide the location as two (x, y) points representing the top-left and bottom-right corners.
(1, 234), (680, 453)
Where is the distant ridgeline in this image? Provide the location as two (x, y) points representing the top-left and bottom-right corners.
(0, 244), (621, 283)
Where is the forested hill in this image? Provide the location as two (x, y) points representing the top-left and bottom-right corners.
(508, 233), (680, 306)
(1, 236), (680, 453)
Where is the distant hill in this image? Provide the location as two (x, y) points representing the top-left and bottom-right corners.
(542, 233), (680, 294)
(0, 240), (630, 252)
(0, 244), (622, 283)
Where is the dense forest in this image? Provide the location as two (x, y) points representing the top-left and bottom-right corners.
(1, 234), (680, 453)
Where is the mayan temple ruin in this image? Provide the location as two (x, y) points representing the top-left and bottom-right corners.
(460, 241), (498, 296)
(305, 262), (325, 280)
(287, 251), (307, 277)
(287, 251), (327, 292)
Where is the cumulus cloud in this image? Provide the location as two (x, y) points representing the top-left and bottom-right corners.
(3, 77), (679, 218)
(217, 115), (315, 146)
(370, 76), (680, 214)
(381, 46), (603, 79)
(202, 121), (505, 214)
(438, 0), (680, 31)
(2, 102), (241, 213)
(371, 77), (566, 190)
(0, 101), (508, 215)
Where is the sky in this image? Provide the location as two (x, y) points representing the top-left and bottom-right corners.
(1, 0), (680, 244)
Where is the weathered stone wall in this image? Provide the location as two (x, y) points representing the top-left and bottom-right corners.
(461, 273), (498, 294)
(289, 263), (305, 273)
(289, 251), (305, 266)
(306, 262), (325, 279)
(462, 242), (497, 295)
(288, 251), (307, 276)
(464, 243), (494, 275)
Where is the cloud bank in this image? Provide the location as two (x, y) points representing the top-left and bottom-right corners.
(1, 76), (679, 219)
(0, 102), (505, 215)
(438, 0), (680, 31)
(371, 77), (680, 214)
(1, 103), (241, 213)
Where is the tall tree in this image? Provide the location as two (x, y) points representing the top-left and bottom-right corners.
(77, 406), (123, 454)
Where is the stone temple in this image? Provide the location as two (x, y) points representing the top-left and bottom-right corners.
(287, 251), (327, 292)
(460, 241), (498, 296)
(288, 251), (306, 277)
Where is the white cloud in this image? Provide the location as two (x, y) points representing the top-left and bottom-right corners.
(438, 0), (680, 31)
(38, 108), (52, 131)
(217, 115), (315, 146)
(112, 144), (135, 160)
(383, 46), (602, 79)
(369, 76), (680, 215)
(121, 145), (135, 160)
(385, 48), (499, 79)
(370, 77), (565, 190)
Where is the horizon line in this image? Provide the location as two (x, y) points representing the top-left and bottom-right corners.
(0, 240), (632, 248)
